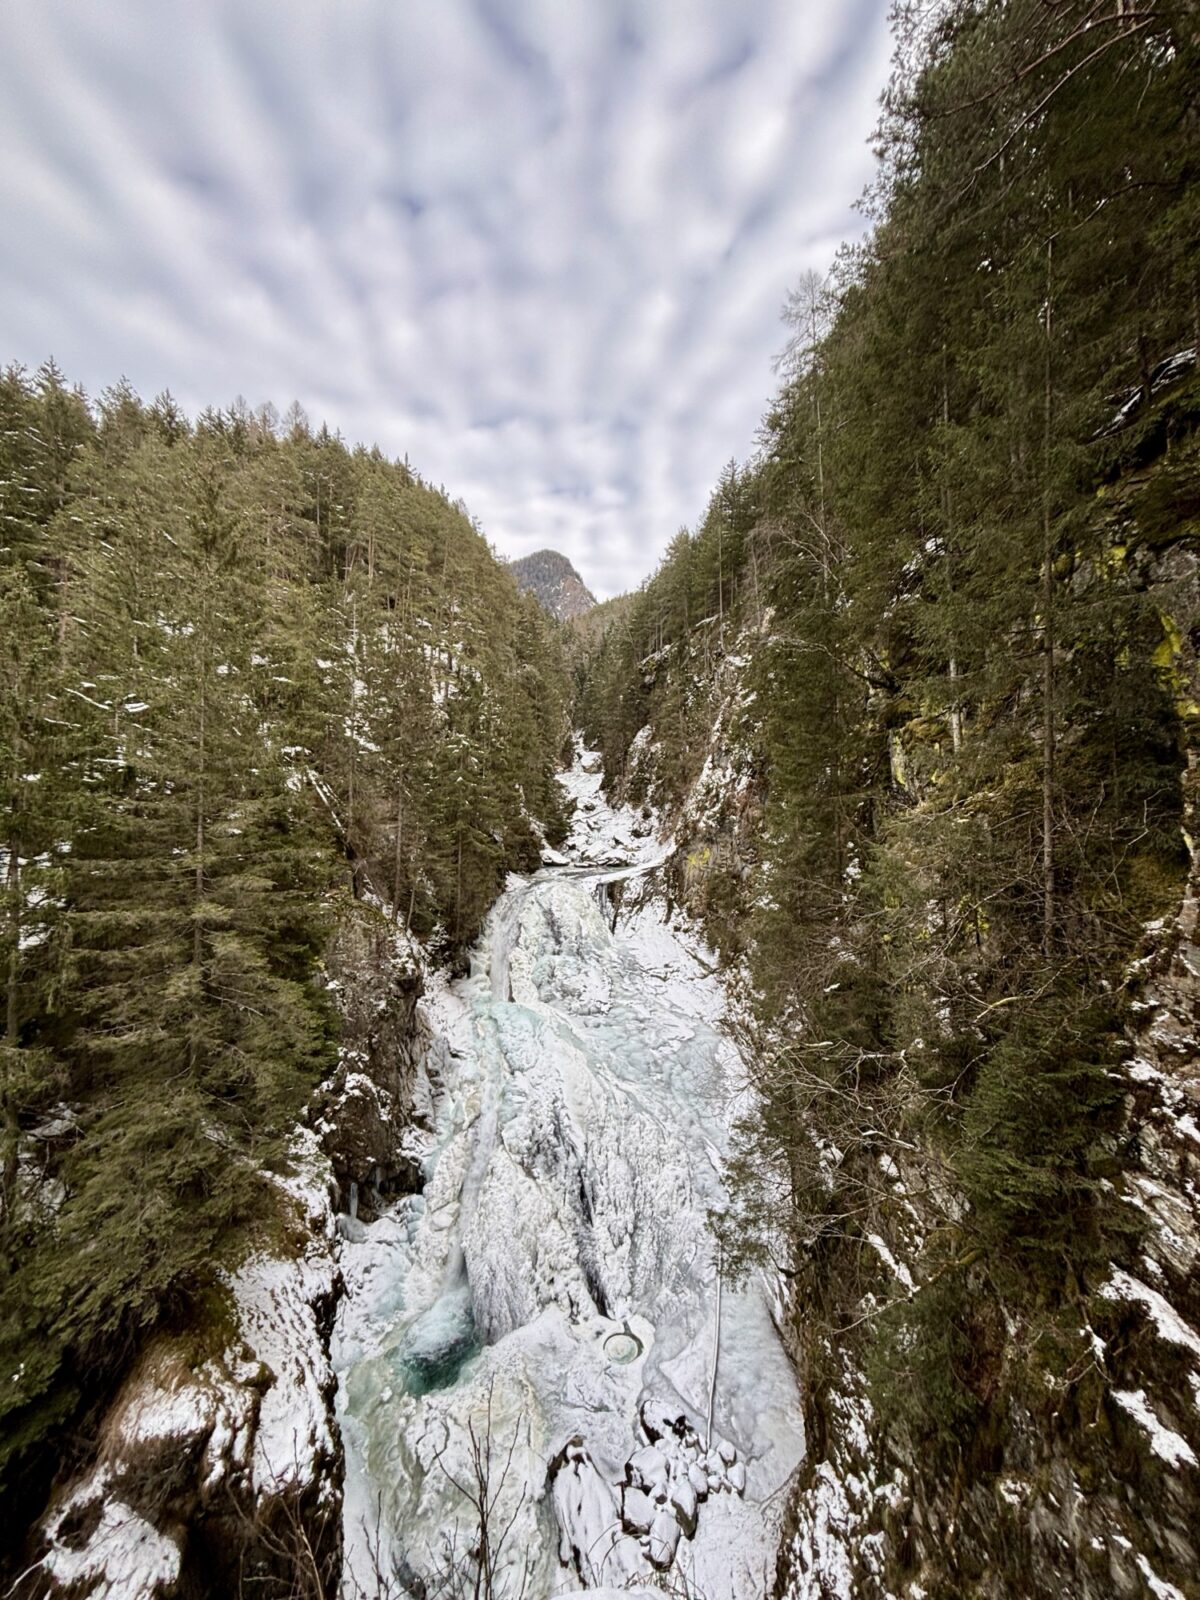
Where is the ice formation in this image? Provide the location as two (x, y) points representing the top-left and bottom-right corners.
(333, 747), (804, 1598)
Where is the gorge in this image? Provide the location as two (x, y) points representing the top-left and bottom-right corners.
(3, 4), (1200, 1598)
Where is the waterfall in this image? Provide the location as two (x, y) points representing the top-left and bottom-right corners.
(333, 748), (804, 1600)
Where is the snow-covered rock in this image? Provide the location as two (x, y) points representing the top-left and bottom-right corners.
(36, 1134), (345, 1599)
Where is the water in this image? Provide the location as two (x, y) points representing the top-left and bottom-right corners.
(333, 751), (804, 1598)
(392, 1284), (480, 1396)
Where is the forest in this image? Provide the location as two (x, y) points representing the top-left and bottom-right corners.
(0, 374), (571, 1527)
(579, 0), (1200, 1590)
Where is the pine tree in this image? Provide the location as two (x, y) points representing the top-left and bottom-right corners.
(0, 565), (62, 1232)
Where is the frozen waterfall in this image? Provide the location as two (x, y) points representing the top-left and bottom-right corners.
(332, 748), (804, 1598)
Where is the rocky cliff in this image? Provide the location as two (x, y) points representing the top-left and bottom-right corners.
(16, 902), (448, 1600)
(510, 550), (597, 622)
(583, 400), (1200, 1600)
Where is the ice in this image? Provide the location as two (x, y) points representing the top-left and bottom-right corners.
(334, 745), (803, 1598)
(391, 1283), (478, 1393)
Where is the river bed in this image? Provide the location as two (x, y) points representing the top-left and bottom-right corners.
(332, 749), (804, 1598)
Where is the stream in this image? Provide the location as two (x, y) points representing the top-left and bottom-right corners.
(332, 749), (804, 1598)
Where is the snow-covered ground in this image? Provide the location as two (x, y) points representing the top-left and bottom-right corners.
(333, 746), (804, 1598)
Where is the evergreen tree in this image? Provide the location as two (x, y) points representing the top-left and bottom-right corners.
(0, 368), (572, 1513)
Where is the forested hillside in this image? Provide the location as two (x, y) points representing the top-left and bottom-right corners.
(0, 369), (570, 1535)
(581, 2), (1200, 1593)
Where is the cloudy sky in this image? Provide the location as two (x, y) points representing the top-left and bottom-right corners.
(0, 1), (893, 598)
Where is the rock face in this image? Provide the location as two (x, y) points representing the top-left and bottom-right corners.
(601, 511), (1200, 1598)
(20, 907), (444, 1600)
(511, 549), (597, 621)
(772, 546), (1200, 1600)
(316, 909), (441, 1221)
(32, 1136), (345, 1600)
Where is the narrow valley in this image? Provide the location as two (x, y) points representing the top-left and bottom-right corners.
(3, 5), (1199, 1598)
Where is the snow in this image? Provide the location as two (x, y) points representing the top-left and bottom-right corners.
(864, 1233), (915, 1292)
(1136, 1555), (1189, 1600)
(1111, 1389), (1197, 1467)
(557, 738), (673, 871)
(1099, 1268), (1200, 1360)
(788, 1462), (855, 1599)
(233, 1245), (340, 1492)
(334, 745), (802, 1597)
(1127, 1057), (1162, 1084)
(32, 1132), (340, 1593)
(228, 1128), (340, 1493)
(43, 1471), (180, 1599)
(779, 1379), (885, 1600)
(556, 1591), (662, 1598)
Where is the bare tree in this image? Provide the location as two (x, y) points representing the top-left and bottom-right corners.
(423, 1384), (537, 1600)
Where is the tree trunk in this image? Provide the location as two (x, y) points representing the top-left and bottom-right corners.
(943, 351), (963, 754)
(195, 690), (206, 972)
(717, 522), (724, 645)
(393, 787), (405, 923)
(1042, 238), (1056, 954)
(348, 594), (359, 897)
(949, 656), (963, 754)
(455, 831), (463, 947)
(3, 836), (21, 1222)
(190, 616), (209, 1078)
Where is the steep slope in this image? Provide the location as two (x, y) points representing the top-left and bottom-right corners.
(584, 373), (1200, 1600)
(0, 367), (573, 1588)
(511, 548), (597, 621)
(579, 5), (1200, 1594)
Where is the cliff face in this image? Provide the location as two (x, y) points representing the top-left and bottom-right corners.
(764, 751), (1200, 1600)
(32, 1151), (345, 1600)
(583, 406), (1200, 1599)
(510, 549), (597, 621)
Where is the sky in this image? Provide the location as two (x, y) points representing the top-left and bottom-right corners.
(0, 1), (893, 599)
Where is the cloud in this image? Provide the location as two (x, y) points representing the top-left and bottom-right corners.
(0, 0), (892, 598)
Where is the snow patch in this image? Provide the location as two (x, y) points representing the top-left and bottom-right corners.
(43, 1473), (180, 1600)
(1112, 1389), (1197, 1468)
(1099, 1268), (1200, 1360)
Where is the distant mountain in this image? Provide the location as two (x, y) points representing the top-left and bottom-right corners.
(511, 548), (597, 621)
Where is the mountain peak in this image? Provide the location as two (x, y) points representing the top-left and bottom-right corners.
(510, 549), (597, 621)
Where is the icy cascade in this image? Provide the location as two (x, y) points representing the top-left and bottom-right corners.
(333, 748), (804, 1598)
